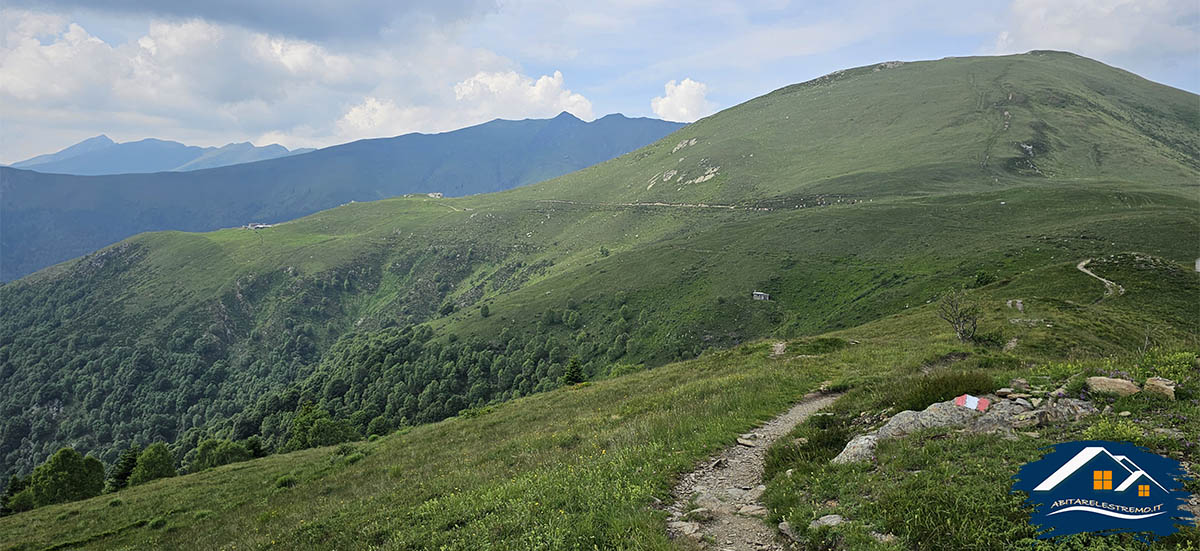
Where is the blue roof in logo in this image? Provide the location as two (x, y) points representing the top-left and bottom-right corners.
(1012, 440), (1195, 539)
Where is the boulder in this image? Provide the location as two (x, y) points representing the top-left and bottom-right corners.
(876, 402), (979, 440)
(832, 434), (878, 464)
(996, 388), (1014, 398)
(1143, 377), (1176, 400)
(809, 514), (845, 529)
(1086, 376), (1140, 397)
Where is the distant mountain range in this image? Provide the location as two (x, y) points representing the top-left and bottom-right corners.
(7, 135), (315, 175)
(0, 112), (685, 280)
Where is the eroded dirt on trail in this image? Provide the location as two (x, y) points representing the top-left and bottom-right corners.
(1076, 258), (1125, 296)
(666, 391), (840, 550)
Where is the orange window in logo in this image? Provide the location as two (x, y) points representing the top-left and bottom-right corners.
(1138, 485), (1150, 497)
(1093, 470), (1112, 490)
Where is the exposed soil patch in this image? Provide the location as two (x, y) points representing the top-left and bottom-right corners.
(666, 392), (840, 550)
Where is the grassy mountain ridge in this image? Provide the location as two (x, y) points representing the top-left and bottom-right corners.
(2, 253), (1196, 549)
(0, 51), (1196, 486)
(0, 113), (683, 281)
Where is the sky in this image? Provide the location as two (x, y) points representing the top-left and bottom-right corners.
(1, 0), (1197, 164)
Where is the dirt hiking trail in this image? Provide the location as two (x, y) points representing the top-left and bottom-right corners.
(1076, 259), (1125, 296)
(666, 391), (840, 550)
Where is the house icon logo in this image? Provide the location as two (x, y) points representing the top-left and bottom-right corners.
(1012, 440), (1195, 539)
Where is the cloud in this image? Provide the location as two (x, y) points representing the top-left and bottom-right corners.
(2, 0), (498, 43)
(991, 0), (1199, 58)
(650, 78), (715, 122)
(453, 70), (593, 121)
(0, 8), (591, 160)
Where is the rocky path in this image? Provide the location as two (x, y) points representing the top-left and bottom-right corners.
(666, 391), (839, 550)
(1076, 258), (1125, 296)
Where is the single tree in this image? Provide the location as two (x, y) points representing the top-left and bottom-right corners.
(129, 442), (177, 486)
(561, 356), (584, 386)
(106, 444), (141, 492)
(938, 287), (980, 342)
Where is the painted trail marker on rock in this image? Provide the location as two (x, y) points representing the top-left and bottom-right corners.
(954, 394), (991, 412)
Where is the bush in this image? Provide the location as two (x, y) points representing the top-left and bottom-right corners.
(344, 452), (365, 465)
(891, 370), (995, 412)
(108, 498), (123, 507)
(193, 509), (213, 520)
(275, 474), (298, 488)
(1083, 417), (1143, 443)
(129, 443), (177, 486)
(147, 517), (167, 529)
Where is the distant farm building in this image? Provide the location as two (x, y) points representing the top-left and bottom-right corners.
(752, 291), (770, 301)
(427, 192), (444, 198)
(244, 223), (275, 230)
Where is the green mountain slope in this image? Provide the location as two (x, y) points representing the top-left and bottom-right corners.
(2, 255), (1196, 549)
(0, 113), (683, 281)
(0, 51), (1196, 488)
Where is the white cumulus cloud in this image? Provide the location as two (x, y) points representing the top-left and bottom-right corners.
(453, 70), (593, 121)
(650, 78), (715, 123)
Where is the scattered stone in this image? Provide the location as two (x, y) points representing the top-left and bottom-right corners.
(1013, 398), (1033, 410)
(1020, 431), (1040, 438)
(1102, 405), (1113, 415)
(1010, 378), (1031, 391)
(779, 521), (800, 542)
(1119, 411), (1132, 417)
(738, 504), (768, 517)
(1036, 398), (1099, 426)
(785, 469), (794, 477)
(1144, 377), (1176, 400)
(736, 438), (757, 447)
(667, 521), (701, 536)
(809, 514), (845, 529)
(1030, 398), (1043, 408)
(1154, 427), (1185, 439)
(832, 434), (878, 464)
(870, 531), (898, 543)
(1008, 393), (1032, 400)
(1086, 376), (1140, 397)
(996, 388), (1014, 398)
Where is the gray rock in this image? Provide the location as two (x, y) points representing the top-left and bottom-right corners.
(1013, 398), (1033, 410)
(667, 521), (701, 536)
(1037, 398), (1099, 426)
(871, 531), (898, 543)
(877, 402), (979, 440)
(1086, 376), (1140, 397)
(736, 437), (757, 447)
(1154, 427), (1185, 439)
(1144, 377), (1176, 400)
(996, 387), (1014, 397)
(779, 521), (800, 542)
(738, 504), (768, 517)
(832, 434), (878, 464)
(1119, 410), (1132, 417)
(809, 514), (845, 529)
(1010, 378), (1030, 391)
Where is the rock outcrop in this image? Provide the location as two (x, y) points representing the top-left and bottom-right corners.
(1086, 376), (1140, 396)
(832, 393), (1098, 464)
